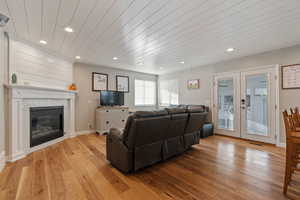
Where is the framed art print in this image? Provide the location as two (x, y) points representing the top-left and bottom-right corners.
(187, 79), (200, 89)
(116, 75), (129, 92)
(282, 64), (300, 89)
(92, 72), (108, 91)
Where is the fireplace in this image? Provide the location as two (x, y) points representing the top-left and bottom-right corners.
(30, 106), (64, 147)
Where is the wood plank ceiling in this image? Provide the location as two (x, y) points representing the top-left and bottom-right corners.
(1, 0), (300, 74)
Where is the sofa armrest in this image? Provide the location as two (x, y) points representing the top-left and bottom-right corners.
(106, 128), (133, 173)
(109, 128), (123, 140)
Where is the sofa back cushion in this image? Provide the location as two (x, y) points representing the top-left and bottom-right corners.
(165, 107), (187, 114)
(123, 110), (170, 148)
(184, 105), (208, 135)
(187, 105), (208, 112)
(134, 110), (168, 118)
(164, 108), (188, 138)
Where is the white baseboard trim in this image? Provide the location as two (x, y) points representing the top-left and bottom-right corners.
(277, 142), (286, 148)
(0, 151), (6, 172)
(76, 130), (96, 135)
(7, 151), (26, 162)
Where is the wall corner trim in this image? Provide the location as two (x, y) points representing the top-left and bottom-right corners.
(0, 151), (6, 172)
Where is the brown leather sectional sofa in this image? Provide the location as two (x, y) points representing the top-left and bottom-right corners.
(106, 105), (209, 173)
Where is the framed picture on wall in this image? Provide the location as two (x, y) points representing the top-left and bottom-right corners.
(92, 72), (108, 91)
(282, 64), (300, 89)
(116, 75), (129, 92)
(187, 79), (200, 89)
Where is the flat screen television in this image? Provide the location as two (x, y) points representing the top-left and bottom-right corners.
(100, 91), (124, 106)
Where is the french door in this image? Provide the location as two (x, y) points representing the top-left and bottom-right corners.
(213, 67), (277, 144)
(213, 73), (241, 138)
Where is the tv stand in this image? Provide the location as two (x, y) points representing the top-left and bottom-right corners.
(95, 106), (129, 135)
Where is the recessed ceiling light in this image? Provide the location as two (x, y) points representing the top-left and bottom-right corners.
(64, 27), (74, 33)
(226, 48), (234, 52)
(75, 56), (81, 59)
(39, 40), (47, 44)
(159, 67), (164, 70)
(113, 57), (118, 60)
(180, 61), (185, 64)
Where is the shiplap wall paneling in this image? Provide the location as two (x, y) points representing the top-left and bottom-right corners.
(10, 40), (73, 89)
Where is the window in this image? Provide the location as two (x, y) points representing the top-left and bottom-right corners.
(159, 79), (179, 106)
(134, 79), (156, 106)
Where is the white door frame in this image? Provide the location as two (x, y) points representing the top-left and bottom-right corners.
(211, 65), (280, 145)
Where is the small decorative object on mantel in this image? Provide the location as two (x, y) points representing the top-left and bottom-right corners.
(116, 75), (129, 93)
(187, 79), (200, 89)
(11, 73), (17, 84)
(282, 64), (300, 89)
(68, 83), (77, 91)
(92, 72), (108, 91)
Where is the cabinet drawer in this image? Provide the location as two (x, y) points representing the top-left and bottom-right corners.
(96, 108), (129, 132)
(103, 120), (112, 131)
(114, 118), (127, 129)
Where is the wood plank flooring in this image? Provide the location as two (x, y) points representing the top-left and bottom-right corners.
(0, 134), (298, 200)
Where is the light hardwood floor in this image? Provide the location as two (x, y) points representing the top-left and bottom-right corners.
(0, 134), (298, 200)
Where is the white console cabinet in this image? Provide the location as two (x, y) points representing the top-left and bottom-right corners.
(96, 106), (130, 135)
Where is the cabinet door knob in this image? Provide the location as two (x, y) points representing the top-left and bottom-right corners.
(106, 121), (109, 124)
(122, 120), (125, 122)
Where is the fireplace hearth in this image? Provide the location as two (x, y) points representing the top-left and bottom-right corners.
(30, 106), (64, 147)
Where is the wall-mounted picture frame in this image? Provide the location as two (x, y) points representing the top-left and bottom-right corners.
(187, 79), (200, 89)
(282, 64), (300, 89)
(116, 75), (129, 93)
(92, 72), (108, 91)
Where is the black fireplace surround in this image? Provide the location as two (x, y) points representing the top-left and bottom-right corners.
(30, 106), (64, 147)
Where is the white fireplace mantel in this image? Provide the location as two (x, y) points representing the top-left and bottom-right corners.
(5, 84), (77, 162)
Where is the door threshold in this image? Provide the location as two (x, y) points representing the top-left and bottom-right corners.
(214, 133), (276, 147)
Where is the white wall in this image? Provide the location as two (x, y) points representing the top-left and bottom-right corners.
(74, 63), (158, 132)
(159, 69), (213, 107)
(9, 40), (73, 89)
(160, 44), (300, 144)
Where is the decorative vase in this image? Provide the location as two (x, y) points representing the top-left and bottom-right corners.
(12, 73), (17, 84)
(68, 83), (77, 91)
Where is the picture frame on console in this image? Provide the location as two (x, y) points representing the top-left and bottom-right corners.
(92, 72), (108, 91)
(116, 75), (129, 93)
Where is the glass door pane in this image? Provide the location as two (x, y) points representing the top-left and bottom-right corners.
(217, 79), (234, 130)
(245, 74), (268, 136)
